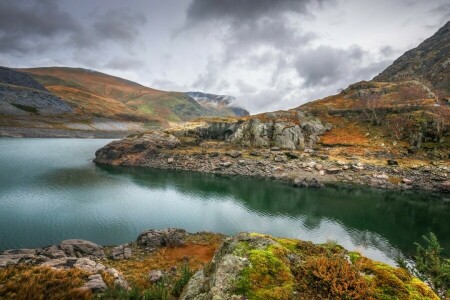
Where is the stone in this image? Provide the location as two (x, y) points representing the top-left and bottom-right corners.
(106, 268), (130, 290)
(375, 173), (389, 180)
(137, 228), (186, 248)
(81, 274), (107, 292)
(274, 155), (287, 162)
(59, 239), (105, 259)
(250, 150), (260, 156)
(271, 147), (281, 151)
(387, 159), (398, 166)
(74, 257), (106, 273)
(148, 270), (164, 283)
(220, 161), (232, 167)
(238, 160), (246, 165)
(402, 178), (413, 184)
(284, 152), (299, 159)
(41, 257), (79, 269)
(441, 181), (450, 192)
(167, 157), (174, 164)
(226, 150), (242, 158)
(326, 168), (341, 174)
(110, 244), (132, 260)
(38, 245), (67, 259)
(314, 164), (323, 171)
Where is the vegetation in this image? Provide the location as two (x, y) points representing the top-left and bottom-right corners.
(413, 233), (450, 298)
(0, 265), (92, 300)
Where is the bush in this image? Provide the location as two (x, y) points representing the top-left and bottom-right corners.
(414, 233), (450, 298)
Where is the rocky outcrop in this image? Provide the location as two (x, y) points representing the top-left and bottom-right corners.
(94, 131), (180, 164)
(59, 239), (105, 259)
(137, 228), (187, 248)
(180, 233), (438, 300)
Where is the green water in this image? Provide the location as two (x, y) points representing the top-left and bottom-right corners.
(0, 138), (448, 265)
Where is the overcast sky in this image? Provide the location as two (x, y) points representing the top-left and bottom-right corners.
(1, 0), (449, 113)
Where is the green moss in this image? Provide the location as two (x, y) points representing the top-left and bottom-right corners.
(236, 245), (294, 300)
(349, 251), (361, 264)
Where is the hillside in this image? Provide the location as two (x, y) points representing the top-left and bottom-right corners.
(22, 67), (243, 125)
(374, 20), (450, 95)
(0, 67), (249, 137)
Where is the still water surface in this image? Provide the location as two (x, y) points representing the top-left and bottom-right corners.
(0, 138), (449, 264)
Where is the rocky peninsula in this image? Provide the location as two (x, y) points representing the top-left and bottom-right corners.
(94, 113), (449, 193)
(0, 229), (439, 299)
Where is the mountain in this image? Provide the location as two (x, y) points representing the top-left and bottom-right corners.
(373, 20), (450, 95)
(0, 67), (249, 137)
(298, 21), (450, 156)
(185, 91), (249, 117)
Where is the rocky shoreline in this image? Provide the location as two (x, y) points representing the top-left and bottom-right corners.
(0, 228), (440, 299)
(94, 132), (450, 194)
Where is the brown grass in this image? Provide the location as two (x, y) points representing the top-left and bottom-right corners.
(0, 265), (92, 300)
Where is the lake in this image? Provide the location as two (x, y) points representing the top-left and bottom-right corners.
(0, 138), (449, 265)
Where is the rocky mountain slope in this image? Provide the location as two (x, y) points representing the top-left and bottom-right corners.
(0, 67), (72, 116)
(373, 20), (450, 95)
(0, 229), (439, 299)
(185, 91), (249, 117)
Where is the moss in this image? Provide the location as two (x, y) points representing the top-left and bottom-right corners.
(236, 245), (294, 300)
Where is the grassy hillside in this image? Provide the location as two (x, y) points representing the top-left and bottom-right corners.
(21, 67), (243, 127)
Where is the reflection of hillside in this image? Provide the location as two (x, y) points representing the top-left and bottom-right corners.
(97, 164), (450, 256)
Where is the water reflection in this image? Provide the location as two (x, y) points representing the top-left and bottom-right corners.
(97, 165), (450, 262)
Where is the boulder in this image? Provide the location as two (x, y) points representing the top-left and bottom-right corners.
(148, 270), (164, 283)
(325, 168), (341, 174)
(226, 150), (242, 158)
(110, 244), (132, 260)
(81, 274), (107, 292)
(167, 157), (174, 164)
(59, 239), (105, 259)
(441, 181), (450, 192)
(137, 228), (187, 248)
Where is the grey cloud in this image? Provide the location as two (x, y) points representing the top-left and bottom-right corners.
(0, 0), (79, 53)
(294, 45), (381, 87)
(186, 0), (329, 24)
(0, 0), (147, 56)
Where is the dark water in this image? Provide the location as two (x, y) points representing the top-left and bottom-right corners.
(0, 138), (449, 265)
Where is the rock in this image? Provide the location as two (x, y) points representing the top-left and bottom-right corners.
(148, 270), (164, 283)
(209, 152), (219, 158)
(250, 150), (260, 156)
(238, 160), (246, 165)
(167, 157), (174, 164)
(271, 147), (281, 151)
(38, 245), (67, 259)
(284, 152), (299, 159)
(226, 150), (242, 158)
(137, 228), (186, 248)
(441, 181), (450, 192)
(314, 164), (323, 171)
(375, 173), (389, 180)
(106, 268), (130, 290)
(319, 170), (325, 176)
(220, 161), (233, 167)
(402, 178), (413, 184)
(293, 177), (323, 188)
(303, 148), (314, 153)
(59, 239), (105, 259)
(110, 244), (132, 260)
(326, 168), (341, 174)
(0, 252), (37, 268)
(41, 257), (79, 269)
(81, 274), (107, 292)
(274, 155), (287, 162)
(387, 159), (398, 166)
(74, 258), (106, 273)
(352, 163), (364, 171)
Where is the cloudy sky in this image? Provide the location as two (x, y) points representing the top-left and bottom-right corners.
(1, 0), (449, 113)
